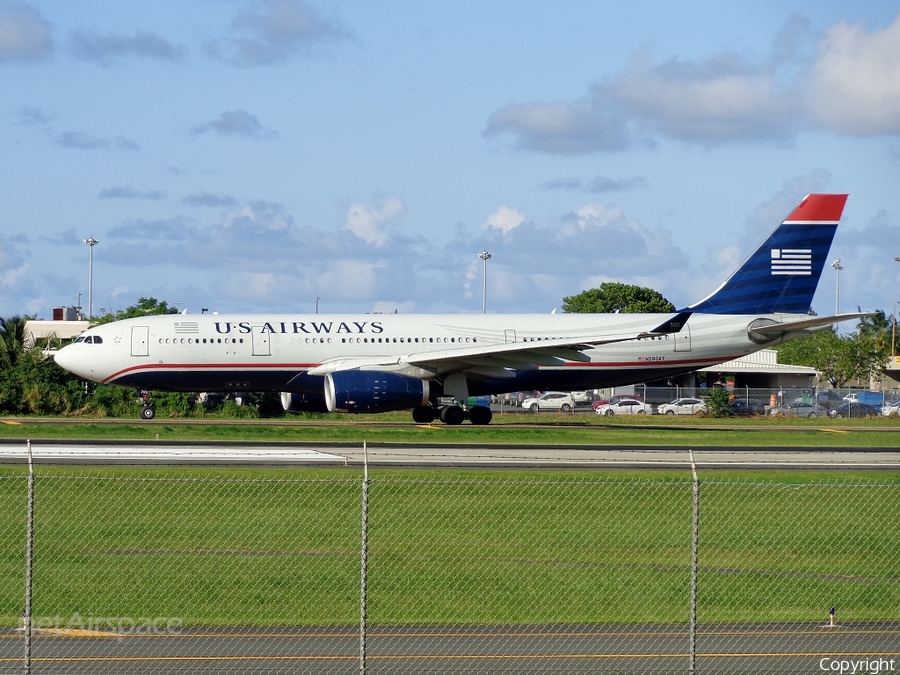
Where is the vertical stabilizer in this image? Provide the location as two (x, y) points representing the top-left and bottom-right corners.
(684, 194), (847, 315)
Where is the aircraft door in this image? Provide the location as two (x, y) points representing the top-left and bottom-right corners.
(131, 326), (149, 357)
(251, 326), (271, 356)
(673, 324), (692, 352)
(504, 329), (516, 344)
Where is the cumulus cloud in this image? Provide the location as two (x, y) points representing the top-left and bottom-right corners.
(344, 196), (405, 246)
(807, 15), (900, 135)
(483, 205), (525, 235)
(221, 200), (294, 233)
(69, 29), (188, 66)
(486, 13), (900, 154)
(190, 110), (277, 139)
(0, 0), (53, 62)
(205, 0), (351, 67)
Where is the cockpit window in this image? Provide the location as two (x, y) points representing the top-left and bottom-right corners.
(93, 336), (103, 344)
(74, 336), (85, 343)
(84, 336), (93, 344)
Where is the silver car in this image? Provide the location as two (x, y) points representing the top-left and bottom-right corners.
(656, 397), (708, 416)
(521, 392), (575, 413)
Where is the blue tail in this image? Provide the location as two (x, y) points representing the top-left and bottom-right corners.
(683, 194), (847, 315)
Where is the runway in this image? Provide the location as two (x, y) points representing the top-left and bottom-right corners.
(1, 439), (900, 469)
(3, 622), (899, 673)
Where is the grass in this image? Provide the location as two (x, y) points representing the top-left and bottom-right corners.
(1, 412), (900, 447)
(0, 466), (898, 628)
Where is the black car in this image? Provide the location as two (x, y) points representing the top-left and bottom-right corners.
(729, 399), (766, 416)
(827, 402), (880, 418)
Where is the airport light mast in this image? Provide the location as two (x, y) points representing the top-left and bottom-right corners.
(84, 238), (99, 319)
(478, 250), (491, 314)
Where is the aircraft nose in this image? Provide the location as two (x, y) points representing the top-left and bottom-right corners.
(53, 344), (85, 378)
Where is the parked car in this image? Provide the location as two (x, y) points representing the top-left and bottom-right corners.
(827, 402), (880, 418)
(521, 392), (575, 413)
(592, 393), (643, 411)
(882, 402), (900, 417)
(570, 391), (595, 406)
(812, 390), (844, 409)
(729, 399), (766, 416)
(656, 398), (707, 416)
(768, 401), (826, 418)
(594, 399), (654, 416)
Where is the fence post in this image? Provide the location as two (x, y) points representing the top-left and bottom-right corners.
(359, 441), (370, 675)
(689, 449), (700, 674)
(24, 440), (35, 675)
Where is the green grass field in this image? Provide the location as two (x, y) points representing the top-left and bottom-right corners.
(2, 412), (900, 447)
(0, 466), (897, 629)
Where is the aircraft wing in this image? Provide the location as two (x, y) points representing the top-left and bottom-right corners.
(747, 312), (870, 339)
(307, 313), (691, 378)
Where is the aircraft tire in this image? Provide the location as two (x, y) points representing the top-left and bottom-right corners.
(440, 405), (466, 425)
(140, 406), (156, 420)
(412, 406), (437, 424)
(468, 405), (492, 425)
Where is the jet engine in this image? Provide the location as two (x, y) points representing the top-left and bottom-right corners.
(325, 371), (430, 413)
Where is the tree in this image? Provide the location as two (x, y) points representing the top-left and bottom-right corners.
(562, 283), (675, 314)
(0, 315), (28, 368)
(773, 329), (881, 387)
(93, 297), (180, 325)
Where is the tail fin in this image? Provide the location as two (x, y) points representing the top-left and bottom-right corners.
(684, 194), (848, 315)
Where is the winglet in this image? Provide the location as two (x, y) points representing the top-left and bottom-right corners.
(646, 312), (692, 335)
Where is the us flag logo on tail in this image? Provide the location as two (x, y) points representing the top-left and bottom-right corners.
(771, 248), (812, 275)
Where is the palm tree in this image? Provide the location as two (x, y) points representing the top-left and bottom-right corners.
(0, 315), (27, 368)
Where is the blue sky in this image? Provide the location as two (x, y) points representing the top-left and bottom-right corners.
(2, 1), (900, 320)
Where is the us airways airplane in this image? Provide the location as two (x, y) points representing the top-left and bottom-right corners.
(55, 193), (862, 425)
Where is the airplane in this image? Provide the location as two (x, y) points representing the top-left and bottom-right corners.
(54, 193), (864, 425)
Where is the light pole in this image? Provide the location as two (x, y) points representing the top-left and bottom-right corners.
(831, 258), (843, 317)
(84, 238), (99, 319)
(478, 250), (491, 313)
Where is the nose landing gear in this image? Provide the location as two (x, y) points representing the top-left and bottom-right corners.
(137, 390), (156, 420)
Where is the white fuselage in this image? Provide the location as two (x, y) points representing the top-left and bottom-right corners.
(54, 311), (791, 397)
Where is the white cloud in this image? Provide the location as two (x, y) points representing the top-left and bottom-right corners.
(807, 15), (900, 135)
(0, 0), (53, 62)
(205, 0), (351, 67)
(221, 201), (293, 233)
(483, 205), (525, 234)
(344, 196), (404, 246)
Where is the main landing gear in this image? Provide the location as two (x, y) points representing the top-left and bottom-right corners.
(137, 390), (156, 420)
(411, 404), (493, 425)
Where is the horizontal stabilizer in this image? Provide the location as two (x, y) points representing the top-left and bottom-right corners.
(748, 312), (870, 339)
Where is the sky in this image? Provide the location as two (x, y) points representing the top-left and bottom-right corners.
(2, 1), (900, 321)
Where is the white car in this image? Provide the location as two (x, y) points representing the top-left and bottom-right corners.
(594, 398), (654, 416)
(882, 402), (900, 417)
(656, 397), (708, 416)
(521, 392), (575, 413)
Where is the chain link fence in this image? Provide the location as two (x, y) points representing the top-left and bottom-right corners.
(0, 445), (898, 673)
